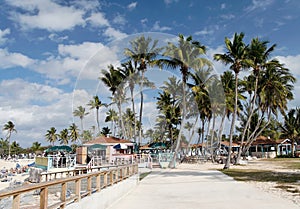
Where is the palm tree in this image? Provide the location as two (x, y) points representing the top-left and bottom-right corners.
(105, 109), (118, 136)
(59, 129), (69, 145)
(87, 96), (106, 133)
(69, 123), (80, 144)
(124, 35), (163, 145)
(214, 32), (249, 169)
(3, 121), (17, 158)
(120, 60), (139, 141)
(280, 108), (299, 157)
(31, 141), (42, 153)
(161, 34), (211, 167)
(73, 106), (89, 135)
(101, 64), (126, 137)
(237, 37), (277, 163)
(45, 127), (59, 146)
(100, 127), (112, 137)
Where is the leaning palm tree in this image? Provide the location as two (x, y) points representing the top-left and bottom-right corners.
(161, 34), (211, 167)
(124, 35), (163, 145)
(69, 123), (80, 144)
(214, 32), (249, 169)
(45, 127), (59, 146)
(105, 109), (119, 136)
(87, 96), (106, 134)
(73, 106), (89, 135)
(3, 121), (17, 158)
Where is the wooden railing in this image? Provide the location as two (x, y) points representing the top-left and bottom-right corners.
(0, 164), (138, 209)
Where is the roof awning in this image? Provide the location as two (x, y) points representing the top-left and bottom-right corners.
(45, 145), (72, 153)
(113, 143), (128, 149)
(88, 144), (107, 150)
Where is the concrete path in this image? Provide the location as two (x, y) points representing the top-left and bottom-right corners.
(108, 167), (299, 209)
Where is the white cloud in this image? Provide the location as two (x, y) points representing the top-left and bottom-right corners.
(195, 28), (214, 36)
(113, 14), (127, 25)
(220, 14), (235, 20)
(48, 33), (68, 42)
(0, 28), (10, 45)
(221, 3), (226, 10)
(127, 2), (137, 10)
(164, 0), (179, 5)
(7, 0), (85, 31)
(276, 54), (300, 77)
(152, 21), (171, 32)
(245, 0), (274, 12)
(86, 12), (110, 27)
(0, 48), (35, 68)
(104, 27), (128, 40)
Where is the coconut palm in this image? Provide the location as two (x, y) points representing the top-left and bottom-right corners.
(105, 109), (118, 136)
(160, 34), (211, 167)
(3, 121), (17, 158)
(87, 96), (106, 133)
(101, 64), (126, 137)
(237, 38), (277, 163)
(69, 123), (80, 144)
(45, 127), (59, 146)
(59, 129), (69, 145)
(31, 141), (42, 152)
(280, 108), (300, 157)
(73, 106), (89, 135)
(124, 35), (163, 145)
(214, 32), (249, 169)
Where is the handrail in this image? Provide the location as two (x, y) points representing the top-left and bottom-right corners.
(0, 164), (138, 209)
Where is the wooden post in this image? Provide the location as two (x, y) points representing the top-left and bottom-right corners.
(110, 171), (114, 185)
(12, 194), (20, 209)
(40, 187), (48, 209)
(104, 172), (108, 188)
(87, 176), (92, 195)
(96, 174), (101, 192)
(61, 182), (66, 208)
(75, 179), (81, 202)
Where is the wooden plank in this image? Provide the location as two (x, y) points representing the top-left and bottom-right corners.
(40, 187), (48, 209)
(60, 182), (66, 208)
(96, 174), (101, 192)
(87, 176), (92, 195)
(75, 179), (81, 202)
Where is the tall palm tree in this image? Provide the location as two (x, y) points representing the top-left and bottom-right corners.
(87, 95), (106, 133)
(69, 123), (80, 144)
(3, 121), (17, 158)
(59, 129), (69, 145)
(73, 106), (89, 135)
(101, 64), (126, 137)
(161, 34), (211, 167)
(124, 35), (163, 145)
(45, 127), (59, 146)
(214, 32), (249, 169)
(120, 60), (140, 141)
(237, 38), (277, 163)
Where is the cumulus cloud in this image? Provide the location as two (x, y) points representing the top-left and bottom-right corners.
(6, 0), (85, 31)
(48, 33), (68, 42)
(0, 28), (10, 45)
(104, 27), (128, 40)
(86, 12), (110, 27)
(276, 54), (300, 77)
(0, 48), (35, 68)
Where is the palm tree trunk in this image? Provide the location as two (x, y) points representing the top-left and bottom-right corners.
(131, 88), (137, 143)
(96, 108), (100, 133)
(7, 132), (11, 158)
(218, 109), (226, 144)
(224, 73), (238, 169)
(138, 70), (145, 146)
(237, 75), (259, 163)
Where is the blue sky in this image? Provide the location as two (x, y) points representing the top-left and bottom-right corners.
(0, 0), (300, 148)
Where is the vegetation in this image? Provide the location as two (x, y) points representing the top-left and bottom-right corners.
(1, 33), (299, 169)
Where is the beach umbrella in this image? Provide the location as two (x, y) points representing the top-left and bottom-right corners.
(45, 145), (72, 153)
(113, 143), (128, 150)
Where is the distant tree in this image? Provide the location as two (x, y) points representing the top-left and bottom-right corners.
(69, 123), (80, 144)
(31, 141), (42, 152)
(87, 96), (106, 133)
(100, 127), (112, 137)
(73, 106), (89, 135)
(45, 127), (59, 145)
(3, 121), (17, 158)
(59, 129), (69, 145)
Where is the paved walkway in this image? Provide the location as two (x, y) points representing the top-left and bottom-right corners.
(108, 167), (299, 209)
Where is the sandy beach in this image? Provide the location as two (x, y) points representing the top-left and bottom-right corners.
(0, 159), (34, 191)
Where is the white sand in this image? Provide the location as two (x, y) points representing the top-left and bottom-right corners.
(0, 159), (33, 191)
